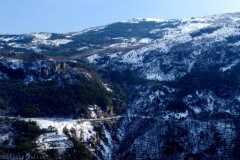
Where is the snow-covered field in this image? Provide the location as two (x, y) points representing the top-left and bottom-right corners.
(22, 118), (96, 150)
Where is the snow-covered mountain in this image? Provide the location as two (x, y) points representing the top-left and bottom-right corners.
(0, 12), (240, 159)
(85, 12), (240, 159)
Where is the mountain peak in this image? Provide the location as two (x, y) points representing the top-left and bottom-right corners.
(122, 17), (167, 23)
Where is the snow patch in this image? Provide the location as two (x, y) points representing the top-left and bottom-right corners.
(100, 125), (113, 160)
(139, 38), (152, 44)
(230, 41), (240, 46)
(77, 46), (89, 51)
(30, 32), (72, 47)
(150, 29), (162, 34)
(89, 105), (97, 118)
(30, 32), (52, 40)
(180, 23), (211, 33)
(123, 18), (166, 23)
(22, 118), (96, 150)
(237, 96), (240, 102)
(193, 107), (201, 114)
(194, 27), (240, 42)
(48, 39), (72, 46)
(0, 37), (20, 42)
(0, 133), (10, 143)
(6, 59), (24, 69)
(121, 48), (148, 64)
(104, 83), (113, 92)
(146, 73), (164, 81)
(109, 42), (131, 48)
(163, 110), (189, 120)
(71, 26), (106, 36)
(87, 54), (101, 63)
(220, 60), (239, 72)
(32, 38), (72, 47)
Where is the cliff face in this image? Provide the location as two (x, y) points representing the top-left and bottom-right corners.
(0, 58), (61, 80)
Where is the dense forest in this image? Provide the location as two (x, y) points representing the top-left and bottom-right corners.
(0, 77), (126, 117)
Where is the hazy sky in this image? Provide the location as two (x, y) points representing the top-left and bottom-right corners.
(0, 0), (240, 34)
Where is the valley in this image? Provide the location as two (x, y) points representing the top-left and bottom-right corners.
(0, 12), (240, 159)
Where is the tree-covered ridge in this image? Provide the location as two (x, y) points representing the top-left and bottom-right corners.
(0, 77), (126, 118)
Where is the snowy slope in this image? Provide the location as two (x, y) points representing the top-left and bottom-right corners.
(85, 13), (240, 159)
(1, 12), (240, 159)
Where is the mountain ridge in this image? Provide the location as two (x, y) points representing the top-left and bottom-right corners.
(1, 12), (240, 36)
(0, 12), (240, 159)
